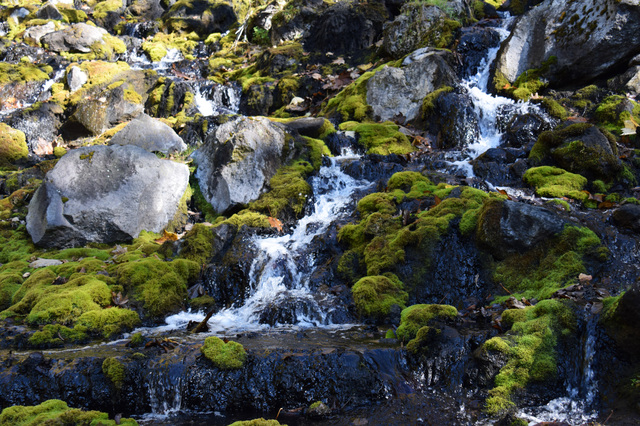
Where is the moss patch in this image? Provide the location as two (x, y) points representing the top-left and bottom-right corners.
(485, 300), (575, 415)
(102, 357), (125, 389)
(0, 399), (137, 425)
(352, 273), (408, 320)
(0, 123), (29, 163)
(321, 69), (377, 122)
(338, 121), (415, 155)
(523, 166), (588, 201)
(201, 336), (246, 369)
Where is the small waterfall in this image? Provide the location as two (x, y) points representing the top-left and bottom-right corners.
(451, 15), (543, 174)
(206, 152), (371, 332)
(518, 310), (599, 424)
(193, 83), (241, 116)
(144, 361), (185, 418)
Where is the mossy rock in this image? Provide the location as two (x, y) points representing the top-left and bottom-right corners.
(76, 307), (140, 338)
(594, 95), (640, 136)
(178, 223), (214, 265)
(523, 166), (587, 201)
(0, 399), (137, 425)
(28, 324), (88, 347)
(228, 419), (285, 426)
(0, 62), (51, 85)
(485, 299), (575, 416)
(339, 121), (414, 155)
(352, 273), (408, 320)
(321, 69), (376, 122)
(0, 123), (29, 164)
(102, 357), (126, 389)
(396, 304), (457, 343)
(200, 336), (246, 369)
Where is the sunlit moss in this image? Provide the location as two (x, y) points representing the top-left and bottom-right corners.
(201, 336), (246, 369)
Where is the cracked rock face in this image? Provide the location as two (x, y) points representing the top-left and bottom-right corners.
(26, 144), (189, 248)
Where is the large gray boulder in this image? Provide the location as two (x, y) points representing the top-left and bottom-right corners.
(366, 48), (458, 123)
(381, 4), (446, 59)
(41, 23), (108, 53)
(109, 113), (187, 154)
(26, 145), (189, 248)
(193, 116), (292, 214)
(495, 0), (640, 86)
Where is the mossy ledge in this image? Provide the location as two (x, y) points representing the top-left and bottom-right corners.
(200, 336), (247, 369)
(0, 399), (138, 425)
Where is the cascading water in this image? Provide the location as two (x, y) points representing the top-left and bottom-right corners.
(193, 83), (241, 117)
(450, 15), (545, 176)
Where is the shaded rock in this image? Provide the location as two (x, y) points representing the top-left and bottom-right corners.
(36, 4), (64, 20)
(495, 0), (640, 87)
(109, 113), (187, 154)
(503, 112), (551, 151)
(163, 0), (236, 36)
(5, 102), (64, 156)
(477, 200), (566, 259)
(304, 0), (388, 57)
(428, 90), (478, 150)
(283, 117), (326, 138)
(612, 204), (640, 233)
(381, 4), (446, 59)
(26, 145), (189, 248)
(608, 65), (640, 95)
(66, 66), (88, 92)
(193, 116), (293, 214)
(41, 23), (108, 53)
(127, 0), (164, 20)
(472, 147), (528, 186)
(457, 26), (502, 79)
(366, 48), (458, 123)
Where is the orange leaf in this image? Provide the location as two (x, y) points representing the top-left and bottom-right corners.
(268, 217), (283, 232)
(434, 195), (441, 206)
(155, 230), (179, 244)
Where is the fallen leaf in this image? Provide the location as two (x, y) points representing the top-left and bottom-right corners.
(155, 230), (179, 244)
(268, 216), (283, 232)
(331, 57), (345, 65)
(578, 273), (592, 283)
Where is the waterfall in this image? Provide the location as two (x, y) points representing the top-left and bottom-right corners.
(206, 152), (371, 332)
(193, 83), (241, 117)
(517, 310), (599, 424)
(143, 360), (186, 418)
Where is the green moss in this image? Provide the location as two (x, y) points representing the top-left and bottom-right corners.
(28, 324), (88, 347)
(495, 57), (557, 100)
(352, 273), (408, 320)
(396, 304), (457, 343)
(200, 336), (246, 369)
(217, 210), (270, 228)
(492, 225), (605, 301)
(303, 136), (332, 170)
(339, 121), (415, 155)
(76, 307), (140, 338)
(249, 160), (314, 219)
(485, 300), (575, 415)
(0, 63), (50, 85)
(0, 399), (137, 426)
(102, 357), (125, 389)
(190, 177), (218, 223)
(0, 123), (29, 163)
(539, 98), (568, 119)
(321, 69), (376, 121)
(60, 8), (88, 23)
(523, 166), (587, 201)
(92, 0), (122, 20)
(113, 258), (199, 318)
(483, 336), (511, 353)
(129, 332), (143, 347)
(421, 86), (454, 119)
(53, 146), (67, 158)
(179, 224), (213, 265)
(594, 95), (640, 135)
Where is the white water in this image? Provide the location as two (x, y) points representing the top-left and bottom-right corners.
(518, 312), (599, 424)
(452, 16), (542, 175)
(194, 83), (241, 116)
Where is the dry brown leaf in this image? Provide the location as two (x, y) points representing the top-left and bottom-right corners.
(268, 216), (283, 232)
(155, 230), (179, 244)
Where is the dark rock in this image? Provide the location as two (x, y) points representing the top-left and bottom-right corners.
(612, 204), (640, 233)
(283, 117), (326, 138)
(41, 23), (108, 53)
(26, 145), (190, 248)
(457, 26), (502, 78)
(477, 200), (566, 259)
(5, 102), (64, 156)
(381, 4), (446, 59)
(425, 91), (479, 150)
(69, 86), (142, 137)
(503, 112), (551, 151)
(36, 4), (63, 20)
(162, 0), (236, 36)
(238, 82), (275, 117)
(325, 131), (363, 156)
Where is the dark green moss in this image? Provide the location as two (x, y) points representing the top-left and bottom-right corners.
(396, 304), (457, 343)
(102, 357), (126, 389)
(179, 224), (213, 265)
(351, 273), (408, 319)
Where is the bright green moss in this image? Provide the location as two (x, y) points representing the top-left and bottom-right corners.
(0, 399), (137, 426)
(228, 419), (284, 426)
(178, 224), (213, 265)
(92, 0), (122, 19)
(352, 273), (408, 319)
(421, 86), (453, 119)
(102, 357), (125, 389)
(387, 171), (431, 192)
(523, 166), (588, 201)
(321, 70), (376, 121)
(201, 336), (246, 369)
(493, 225), (606, 301)
(114, 258), (199, 318)
(485, 300), (575, 415)
(594, 95), (640, 135)
(539, 98), (568, 119)
(0, 123), (29, 163)
(60, 8), (88, 22)
(303, 136), (332, 170)
(396, 304), (457, 343)
(339, 121), (415, 155)
(249, 160), (314, 219)
(217, 210), (270, 228)
(483, 336), (511, 353)
(28, 324), (88, 346)
(0, 63), (50, 85)
(76, 307), (140, 338)
(495, 57), (557, 101)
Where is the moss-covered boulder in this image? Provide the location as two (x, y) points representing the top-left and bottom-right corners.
(396, 304), (457, 353)
(352, 273), (408, 320)
(41, 23), (125, 59)
(523, 166), (588, 201)
(0, 123), (28, 164)
(200, 336), (246, 369)
(162, 0), (236, 36)
(0, 399), (138, 425)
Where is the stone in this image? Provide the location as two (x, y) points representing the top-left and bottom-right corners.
(109, 113), (187, 154)
(381, 4), (446, 59)
(29, 258), (63, 268)
(283, 117), (326, 138)
(608, 66), (640, 95)
(41, 23), (108, 53)
(366, 48), (458, 123)
(425, 91), (478, 149)
(66, 66), (88, 92)
(193, 116), (293, 214)
(162, 0), (236, 36)
(26, 145), (189, 248)
(36, 4), (64, 20)
(503, 113), (551, 150)
(612, 204), (640, 233)
(495, 0), (640, 87)
(23, 22), (57, 45)
(457, 26), (502, 79)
